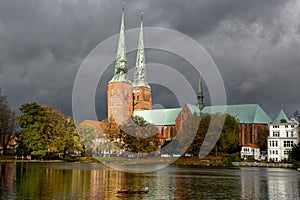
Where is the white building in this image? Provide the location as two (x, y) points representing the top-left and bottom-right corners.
(268, 109), (299, 162)
(241, 143), (261, 160)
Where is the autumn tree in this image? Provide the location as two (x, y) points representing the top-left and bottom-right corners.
(105, 116), (160, 156)
(104, 117), (123, 148)
(0, 95), (18, 155)
(59, 117), (82, 157)
(17, 102), (82, 158)
(121, 116), (160, 155)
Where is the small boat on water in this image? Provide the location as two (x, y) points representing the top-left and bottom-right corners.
(117, 187), (149, 194)
(298, 168), (300, 171)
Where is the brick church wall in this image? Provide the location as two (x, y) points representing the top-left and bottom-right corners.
(107, 82), (133, 125)
(133, 86), (152, 110)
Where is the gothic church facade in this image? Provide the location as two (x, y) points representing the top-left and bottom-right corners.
(107, 6), (272, 146)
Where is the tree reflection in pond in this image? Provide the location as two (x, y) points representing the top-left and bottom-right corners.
(0, 163), (299, 199)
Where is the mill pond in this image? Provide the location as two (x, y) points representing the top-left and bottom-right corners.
(0, 162), (300, 199)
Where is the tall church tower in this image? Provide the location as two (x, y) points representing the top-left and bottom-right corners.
(132, 13), (152, 110)
(107, 3), (133, 124)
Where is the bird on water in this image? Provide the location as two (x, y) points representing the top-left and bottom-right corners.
(117, 187), (149, 194)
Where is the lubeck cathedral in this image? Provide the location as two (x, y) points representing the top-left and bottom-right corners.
(81, 5), (288, 150)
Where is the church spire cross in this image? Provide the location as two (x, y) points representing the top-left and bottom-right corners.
(110, 1), (130, 83)
(133, 12), (150, 88)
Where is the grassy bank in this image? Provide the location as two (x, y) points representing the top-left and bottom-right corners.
(1, 155), (297, 169)
(172, 155), (230, 166)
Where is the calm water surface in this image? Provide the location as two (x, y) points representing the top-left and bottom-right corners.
(0, 162), (300, 199)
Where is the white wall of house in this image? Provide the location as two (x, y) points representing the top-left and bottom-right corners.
(268, 119), (299, 162)
(241, 146), (261, 160)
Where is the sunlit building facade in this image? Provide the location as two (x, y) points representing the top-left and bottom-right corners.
(268, 110), (299, 162)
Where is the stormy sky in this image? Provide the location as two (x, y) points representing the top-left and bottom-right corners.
(1, 0), (300, 122)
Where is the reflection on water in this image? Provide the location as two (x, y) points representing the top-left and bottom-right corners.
(240, 167), (300, 200)
(0, 162), (300, 199)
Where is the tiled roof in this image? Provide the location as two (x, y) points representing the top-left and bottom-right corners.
(79, 120), (106, 136)
(243, 143), (260, 148)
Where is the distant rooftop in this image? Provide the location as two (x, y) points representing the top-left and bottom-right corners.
(273, 109), (289, 123)
(134, 103), (272, 126)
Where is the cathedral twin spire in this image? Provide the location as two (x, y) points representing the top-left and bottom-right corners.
(110, 3), (131, 83)
(133, 12), (150, 88)
(111, 4), (149, 88)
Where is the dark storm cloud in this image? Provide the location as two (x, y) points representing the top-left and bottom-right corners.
(0, 0), (299, 121)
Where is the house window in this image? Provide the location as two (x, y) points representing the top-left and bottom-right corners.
(285, 125), (288, 128)
(284, 150), (290, 155)
(284, 141), (294, 147)
(286, 132), (289, 137)
(273, 132), (279, 137)
(291, 125), (294, 128)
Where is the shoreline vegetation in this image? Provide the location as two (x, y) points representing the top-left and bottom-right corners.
(0, 155), (297, 169)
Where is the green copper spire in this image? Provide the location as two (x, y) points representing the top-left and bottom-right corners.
(197, 77), (204, 110)
(133, 12), (150, 88)
(110, 2), (131, 83)
(273, 109), (289, 123)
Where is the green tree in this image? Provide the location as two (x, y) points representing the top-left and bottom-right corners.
(257, 129), (269, 151)
(17, 103), (82, 158)
(290, 143), (300, 162)
(184, 113), (240, 156)
(184, 114), (207, 156)
(77, 124), (95, 156)
(217, 114), (240, 153)
(59, 117), (82, 157)
(17, 103), (48, 157)
(0, 95), (18, 155)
